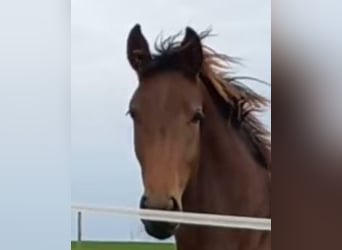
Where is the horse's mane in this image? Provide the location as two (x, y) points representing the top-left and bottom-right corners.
(150, 29), (271, 171)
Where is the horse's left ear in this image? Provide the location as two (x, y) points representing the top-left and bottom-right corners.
(179, 27), (203, 76)
(127, 24), (152, 72)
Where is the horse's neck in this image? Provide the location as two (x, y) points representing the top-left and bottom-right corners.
(183, 89), (270, 217)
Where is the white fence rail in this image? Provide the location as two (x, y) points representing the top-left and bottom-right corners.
(72, 204), (271, 233)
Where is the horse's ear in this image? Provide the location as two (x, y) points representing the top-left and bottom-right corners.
(127, 24), (152, 72)
(179, 27), (203, 76)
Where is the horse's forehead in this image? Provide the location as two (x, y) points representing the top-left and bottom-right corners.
(135, 73), (200, 104)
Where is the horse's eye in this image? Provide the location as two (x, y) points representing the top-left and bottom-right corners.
(190, 110), (204, 123)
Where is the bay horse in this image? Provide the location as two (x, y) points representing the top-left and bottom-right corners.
(126, 24), (271, 250)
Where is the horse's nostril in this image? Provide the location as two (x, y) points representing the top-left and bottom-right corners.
(140, 195), (180, 211)
(170, 197), (180, 211)
(140, 195), (148, 209)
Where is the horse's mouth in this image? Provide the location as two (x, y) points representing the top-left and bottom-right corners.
(142, 219), (178, 240)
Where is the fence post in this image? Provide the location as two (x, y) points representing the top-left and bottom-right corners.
(77, 211), (82, 242)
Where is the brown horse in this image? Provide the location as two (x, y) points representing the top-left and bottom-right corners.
(126, 24), (271, 250)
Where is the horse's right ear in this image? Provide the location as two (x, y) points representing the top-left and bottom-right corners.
(127, 24), (152, 72)
(178, 27), (203, 76)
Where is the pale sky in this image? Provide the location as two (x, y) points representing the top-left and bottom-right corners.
(71, 0), (270, 241)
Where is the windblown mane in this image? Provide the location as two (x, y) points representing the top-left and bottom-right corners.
(150, 29), (271, 171)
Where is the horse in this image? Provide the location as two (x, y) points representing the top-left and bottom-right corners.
(125, 24), (271, 250)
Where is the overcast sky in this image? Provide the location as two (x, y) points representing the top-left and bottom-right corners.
(71, 0), (270, 242)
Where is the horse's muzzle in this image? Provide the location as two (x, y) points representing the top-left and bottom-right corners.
(139, 195), (180, 239)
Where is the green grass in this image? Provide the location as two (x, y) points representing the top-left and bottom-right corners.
(71, 241), (176, 250)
